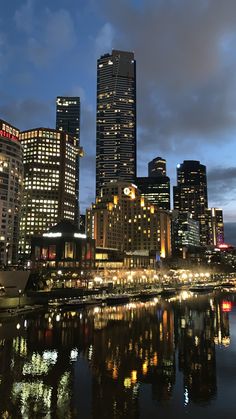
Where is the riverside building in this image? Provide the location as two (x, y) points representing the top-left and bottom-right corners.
(0, 120), (23, 265)
(173, 160), (208, 245)
(96, 50), (136, 196)
(136, 157), (170, 211)
(172, 210), (200, 256)
(86, 181), (171, 259)
(19, 128), (83, 255)
(206, 208), (224, 247)
(56, 96), (81, 226)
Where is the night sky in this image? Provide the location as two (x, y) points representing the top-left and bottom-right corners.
(0, 0), (236, 244)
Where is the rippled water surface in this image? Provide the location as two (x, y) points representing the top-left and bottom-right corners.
(0, 292), (236, 418)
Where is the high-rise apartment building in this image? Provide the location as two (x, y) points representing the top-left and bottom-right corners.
(206, 208), (224, 246)
(56, 96), (81, 225)
(96, 50), (136, 196)
(0, 120), (23, 265)
(148, 157), (166, 177)
(87, 182), (171, 258)
(19, 128), (82, 254)
(173, 160), (208, 245)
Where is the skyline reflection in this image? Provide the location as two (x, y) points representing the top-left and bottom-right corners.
(0, 293), (234, 418)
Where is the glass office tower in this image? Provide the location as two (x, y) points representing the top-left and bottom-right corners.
(173, 160), (208, 245)
(96, 50), (136, 196)
(56, 96), (81, 226)
(19, 128), (79, 254)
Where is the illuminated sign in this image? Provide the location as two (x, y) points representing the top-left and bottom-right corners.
(74, 233), (87, 239)
(124, 187), (131, 196)
(0, 129), (19, 141)
(43, 232), (62, 238)
(218, 244), (229, 249)
(0, 121), (19, 141)
(222, 301), (232, 312)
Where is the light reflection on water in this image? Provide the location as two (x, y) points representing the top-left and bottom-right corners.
(0, 292), (235, 418)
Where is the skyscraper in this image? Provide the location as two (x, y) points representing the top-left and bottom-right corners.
(0, 120), (23, 265)
(56, 96), (81, 226)
(171, 210), (200, 255)
(136, 156), (170, 211)
(136, 176), (170, 211)
(56, 97), (80, 138)
(148, 157), (166, 177)
(206, 208), (224, 246)
(173, 160), (208, 245)
(19, 128), (80, 254)
(96, 50), (136, 196)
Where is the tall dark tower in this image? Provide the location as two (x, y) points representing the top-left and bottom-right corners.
(56, 97), (81, 226)
(136, 156), (170, 211)
(148, 156), (166, 177)
(173, 160), (208, 245)
(96, 50), (136, 196)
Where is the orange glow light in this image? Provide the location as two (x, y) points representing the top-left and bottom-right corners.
(222, 301), (232, 312)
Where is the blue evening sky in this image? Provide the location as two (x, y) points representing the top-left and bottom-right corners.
(0, 0), (236, 242)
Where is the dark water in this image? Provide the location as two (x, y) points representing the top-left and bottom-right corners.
(0, 292), (236, 418)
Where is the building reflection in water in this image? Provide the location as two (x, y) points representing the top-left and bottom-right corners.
(0, 294), (233, 418)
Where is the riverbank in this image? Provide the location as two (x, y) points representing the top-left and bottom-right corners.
(1, 280), (235, 313)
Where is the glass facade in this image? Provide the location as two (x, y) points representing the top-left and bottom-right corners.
(173, 160), (208, 246)
(96, 50), (136, 196)
(56, 96), (81, 226)
(172, 210), (200, 254)
(206, 208), (224, 246)
(136, 176), (170, 211)
(19, 129), (78, 255)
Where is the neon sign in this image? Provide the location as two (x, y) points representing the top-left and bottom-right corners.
(0, 129), (19, 141)
(222, 301), (232, 312)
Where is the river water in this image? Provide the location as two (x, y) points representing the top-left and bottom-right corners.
(0, 291), (236, 418)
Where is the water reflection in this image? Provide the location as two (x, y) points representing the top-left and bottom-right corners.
(0, 293), (234, 418)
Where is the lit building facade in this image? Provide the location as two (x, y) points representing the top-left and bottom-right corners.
(31, 220), (95, 271)
(96, 50), (136, 196)
(172, 210), (200, 255)
(206, 208), (224, 246)
(136, 156), (170, 211)
(0, 120), (23, 265)
(136, 176), (170, 211)
(19, 128), (81, 255)
(173, 160), (208, 245)
(56, 96), (81, 226)
(87, 182), (171, 258)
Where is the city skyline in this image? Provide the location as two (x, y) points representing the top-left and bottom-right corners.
(0, 0), (236, 244)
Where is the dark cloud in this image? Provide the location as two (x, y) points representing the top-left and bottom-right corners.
(224, 223), (236, 245)
(0, 98), (53, 130)
(207, 167), (236, 213)
(96, 0), (236, 156)
(208, 167), (236, 182)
